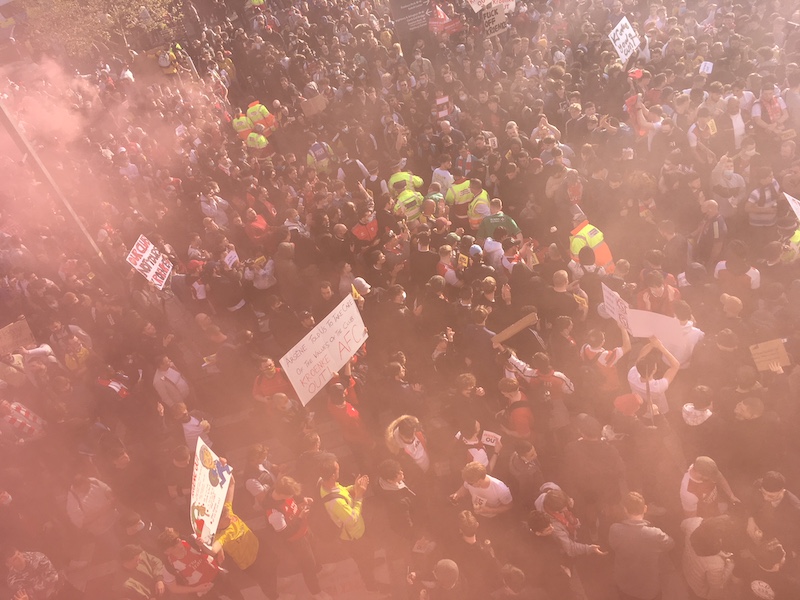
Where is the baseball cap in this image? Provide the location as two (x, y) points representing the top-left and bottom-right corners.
(352, 277), (371, 296)
(445, 232), (461, 246)
(692, 456), (719, 480)
(502, 238), (521, 251)
(435, 217), (451, 230)
(469, 244), (483, 257)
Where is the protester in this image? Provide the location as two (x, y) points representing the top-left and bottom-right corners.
(4, 1), (800, 598)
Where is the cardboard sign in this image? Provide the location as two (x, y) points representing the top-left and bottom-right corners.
(458, 253), (470, 268)
(699, 61), (714, 75)
(280, 295), (368, 405)
(468, 0), (490, 13)
(602, 283), (631, 331)
(0, 319), (36, 354)
(749, 338), (791, 372)
(785, 193), (800, 222)
(609, 17), (640, 62)
(190, 439), (233, 545)
(481, 430), (501, 446)
(491, 310), (540, 344)
(300, 94), (328, 118)
(126, 235), (173, 290)
(482, 4), (507, 38)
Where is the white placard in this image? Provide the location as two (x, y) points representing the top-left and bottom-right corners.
(280, 295), (368, 405)
(224, 249), (239, 268)
(785, 193), (800, 222)
(608, 17), (640, 63)
(126, 235), (173, 290)
(190, 439), (233, 545)
(699, 61), (714, 75)
(601, 283), (631, 331)
(468, 0), (489, 12)
(482, 4), (507, 38)
(501, 0), (516, 13)
(481, 430), (501, 446)
(626, 308), (685, 347)
(0, 319), (36, 355)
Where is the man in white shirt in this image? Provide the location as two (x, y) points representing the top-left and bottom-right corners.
(664, 300), (705, 369)
(431, 155), (455, 196)
(449, 461), (512, 518)
(627, 337), (680, 416)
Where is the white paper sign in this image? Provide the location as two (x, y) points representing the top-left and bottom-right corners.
(626, 308), (685, 347)
(785, 193), (800, 221)
(501, 0), (516, 13)
(601, 283), (631, 331)
(224, 249), (239, 268)
(482, 4), (507, 38)
(280, 295), (368, 405)
(468, 0), (490, 13)
(481, 430), (501, 446)
(126, 235), (173, 290)
(699, 61), (714, 75)
(608, 17), (640, 63)
(190, 439), (233, 545)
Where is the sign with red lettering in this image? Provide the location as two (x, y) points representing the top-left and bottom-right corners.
(125, 235), (173, 290)
(280, 295), (368, 405)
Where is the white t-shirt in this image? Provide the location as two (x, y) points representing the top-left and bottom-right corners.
(395, 430), (430, 472)
(663, 321), (705, 369)
(464, 476), (512, 516)
(627, 366), (670, 414)
(431, 168), (455, 195)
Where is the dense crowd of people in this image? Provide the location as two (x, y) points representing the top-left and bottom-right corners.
(3, 0), (800, 598)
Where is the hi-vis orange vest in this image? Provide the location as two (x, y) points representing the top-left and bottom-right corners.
(570, 220), (615, 274)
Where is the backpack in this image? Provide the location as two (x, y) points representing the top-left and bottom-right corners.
(578, 347), (605, 392)
(579, 265), (604, 307)
(311, 486), (347, 542)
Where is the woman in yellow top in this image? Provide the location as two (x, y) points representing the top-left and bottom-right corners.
(208, 475), (284, 599)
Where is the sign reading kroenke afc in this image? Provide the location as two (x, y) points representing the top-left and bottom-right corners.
(280, 295), (368, 405)
(126, 234), (173, 290)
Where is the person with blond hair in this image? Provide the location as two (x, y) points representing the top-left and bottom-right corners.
(263, 476), (332, 600)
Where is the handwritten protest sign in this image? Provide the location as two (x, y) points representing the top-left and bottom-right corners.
(609, 17), (640, 62)
(481, 430), (501, 446)
(0, 319), (36, 354)
(785, 193), (800, 222)
(482, 4), (506, 38)
(468, 0), (490, 13)
(126, 235), (173, 290)
(602, 283), (631, 331)
(280, 295), (368, 405)
(190, 439), (233, 545)
(749, 338), (791, 371)
(223, 249), (239, 269)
